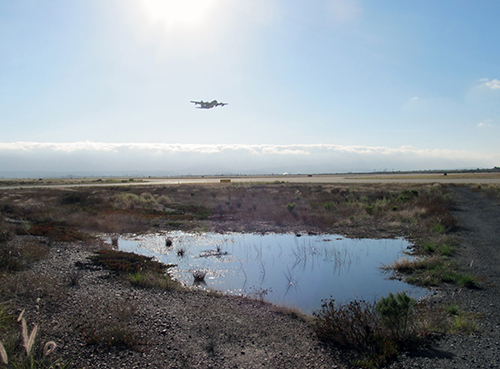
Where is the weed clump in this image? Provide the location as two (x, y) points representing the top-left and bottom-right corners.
(90, 249), (178, 290)
(192, 270), (207, 283)
(314, 292), (421, 368)
(457, 273), (478, 288)
(90, 249), (167, 274)
(79, 297), (143, 351)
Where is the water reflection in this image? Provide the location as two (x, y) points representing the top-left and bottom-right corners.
(117, 232), (427, 314)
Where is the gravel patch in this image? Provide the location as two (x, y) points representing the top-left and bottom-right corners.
(388, 186), (500, 368)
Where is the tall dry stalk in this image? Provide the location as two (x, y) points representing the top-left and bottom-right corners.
(0, 341), (8, 364)
(21, 317), (39, 356)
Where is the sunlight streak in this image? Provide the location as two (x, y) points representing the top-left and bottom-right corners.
(140, 0), (217, 30)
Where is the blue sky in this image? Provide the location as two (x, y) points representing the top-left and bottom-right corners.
(1, 0), (499, 176)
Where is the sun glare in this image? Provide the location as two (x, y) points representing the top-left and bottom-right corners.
(140, 0), (216, 30)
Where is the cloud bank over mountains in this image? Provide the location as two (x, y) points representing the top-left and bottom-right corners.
(1, 142), (497, 178)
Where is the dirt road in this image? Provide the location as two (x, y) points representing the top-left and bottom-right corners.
(391, 186), (500, 368)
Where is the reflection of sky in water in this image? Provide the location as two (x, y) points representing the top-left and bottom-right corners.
(117, 232), (428, 314)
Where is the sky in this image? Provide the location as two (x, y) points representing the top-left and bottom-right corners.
(1, 0), (499, 177)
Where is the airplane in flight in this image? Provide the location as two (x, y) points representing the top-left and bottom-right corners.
(190, 100), (228, 109)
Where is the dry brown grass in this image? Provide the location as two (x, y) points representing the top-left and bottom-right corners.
(0, 270), (67, 304)
(78, 296), (142, 350)
(0, 182), (455, 241)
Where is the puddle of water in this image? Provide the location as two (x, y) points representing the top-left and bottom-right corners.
(117, 232), (428, 314)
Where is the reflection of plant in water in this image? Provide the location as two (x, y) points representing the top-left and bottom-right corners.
(283, 266), (300, 296)
(248, 286), (273, 301)
(258, 258), (266, 285)
(291, 240), (356, 274)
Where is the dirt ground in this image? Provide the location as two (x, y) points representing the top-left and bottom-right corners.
(2, 185), (500, 368)
(389, 186), (500, 368)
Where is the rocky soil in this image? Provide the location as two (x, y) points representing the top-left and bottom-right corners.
(33, 244), (344, 368)
(389, 186), (500, 368)
(4, 185), (500, 368)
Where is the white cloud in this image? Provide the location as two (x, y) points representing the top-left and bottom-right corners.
(0, 142), (497, 177)
(479, 78), (500, 90)
(478, 119), (494, 128)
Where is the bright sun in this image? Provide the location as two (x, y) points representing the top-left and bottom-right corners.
(140, 0), (216, 30)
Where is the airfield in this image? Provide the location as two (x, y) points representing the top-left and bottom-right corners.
(146, 172), (500, 185)
(2, 171), (500, 189)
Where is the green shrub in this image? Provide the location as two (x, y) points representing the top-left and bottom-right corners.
(375, 292), (416, 342)
(157, 195), (172, 205)
(286, 203), (296, 212)
(127, 270), (177, 290)
(432, 223), (445, 234)
(139, 192), (158, 209)
(438, 244), (455, 257)
(457, 273), (478, 288)
(423, 242), (437, 253)
(445, 304), (459, 316)
(323, 202), (336, 211)
(113, 193), (140, 209)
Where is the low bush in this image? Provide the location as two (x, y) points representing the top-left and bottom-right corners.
(314, 293), (422, 368)
(314, 299), (379, 352)
(0, 238), (49, 273)
(78, 297), (142, 351)
(0, 270), (67, 304)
